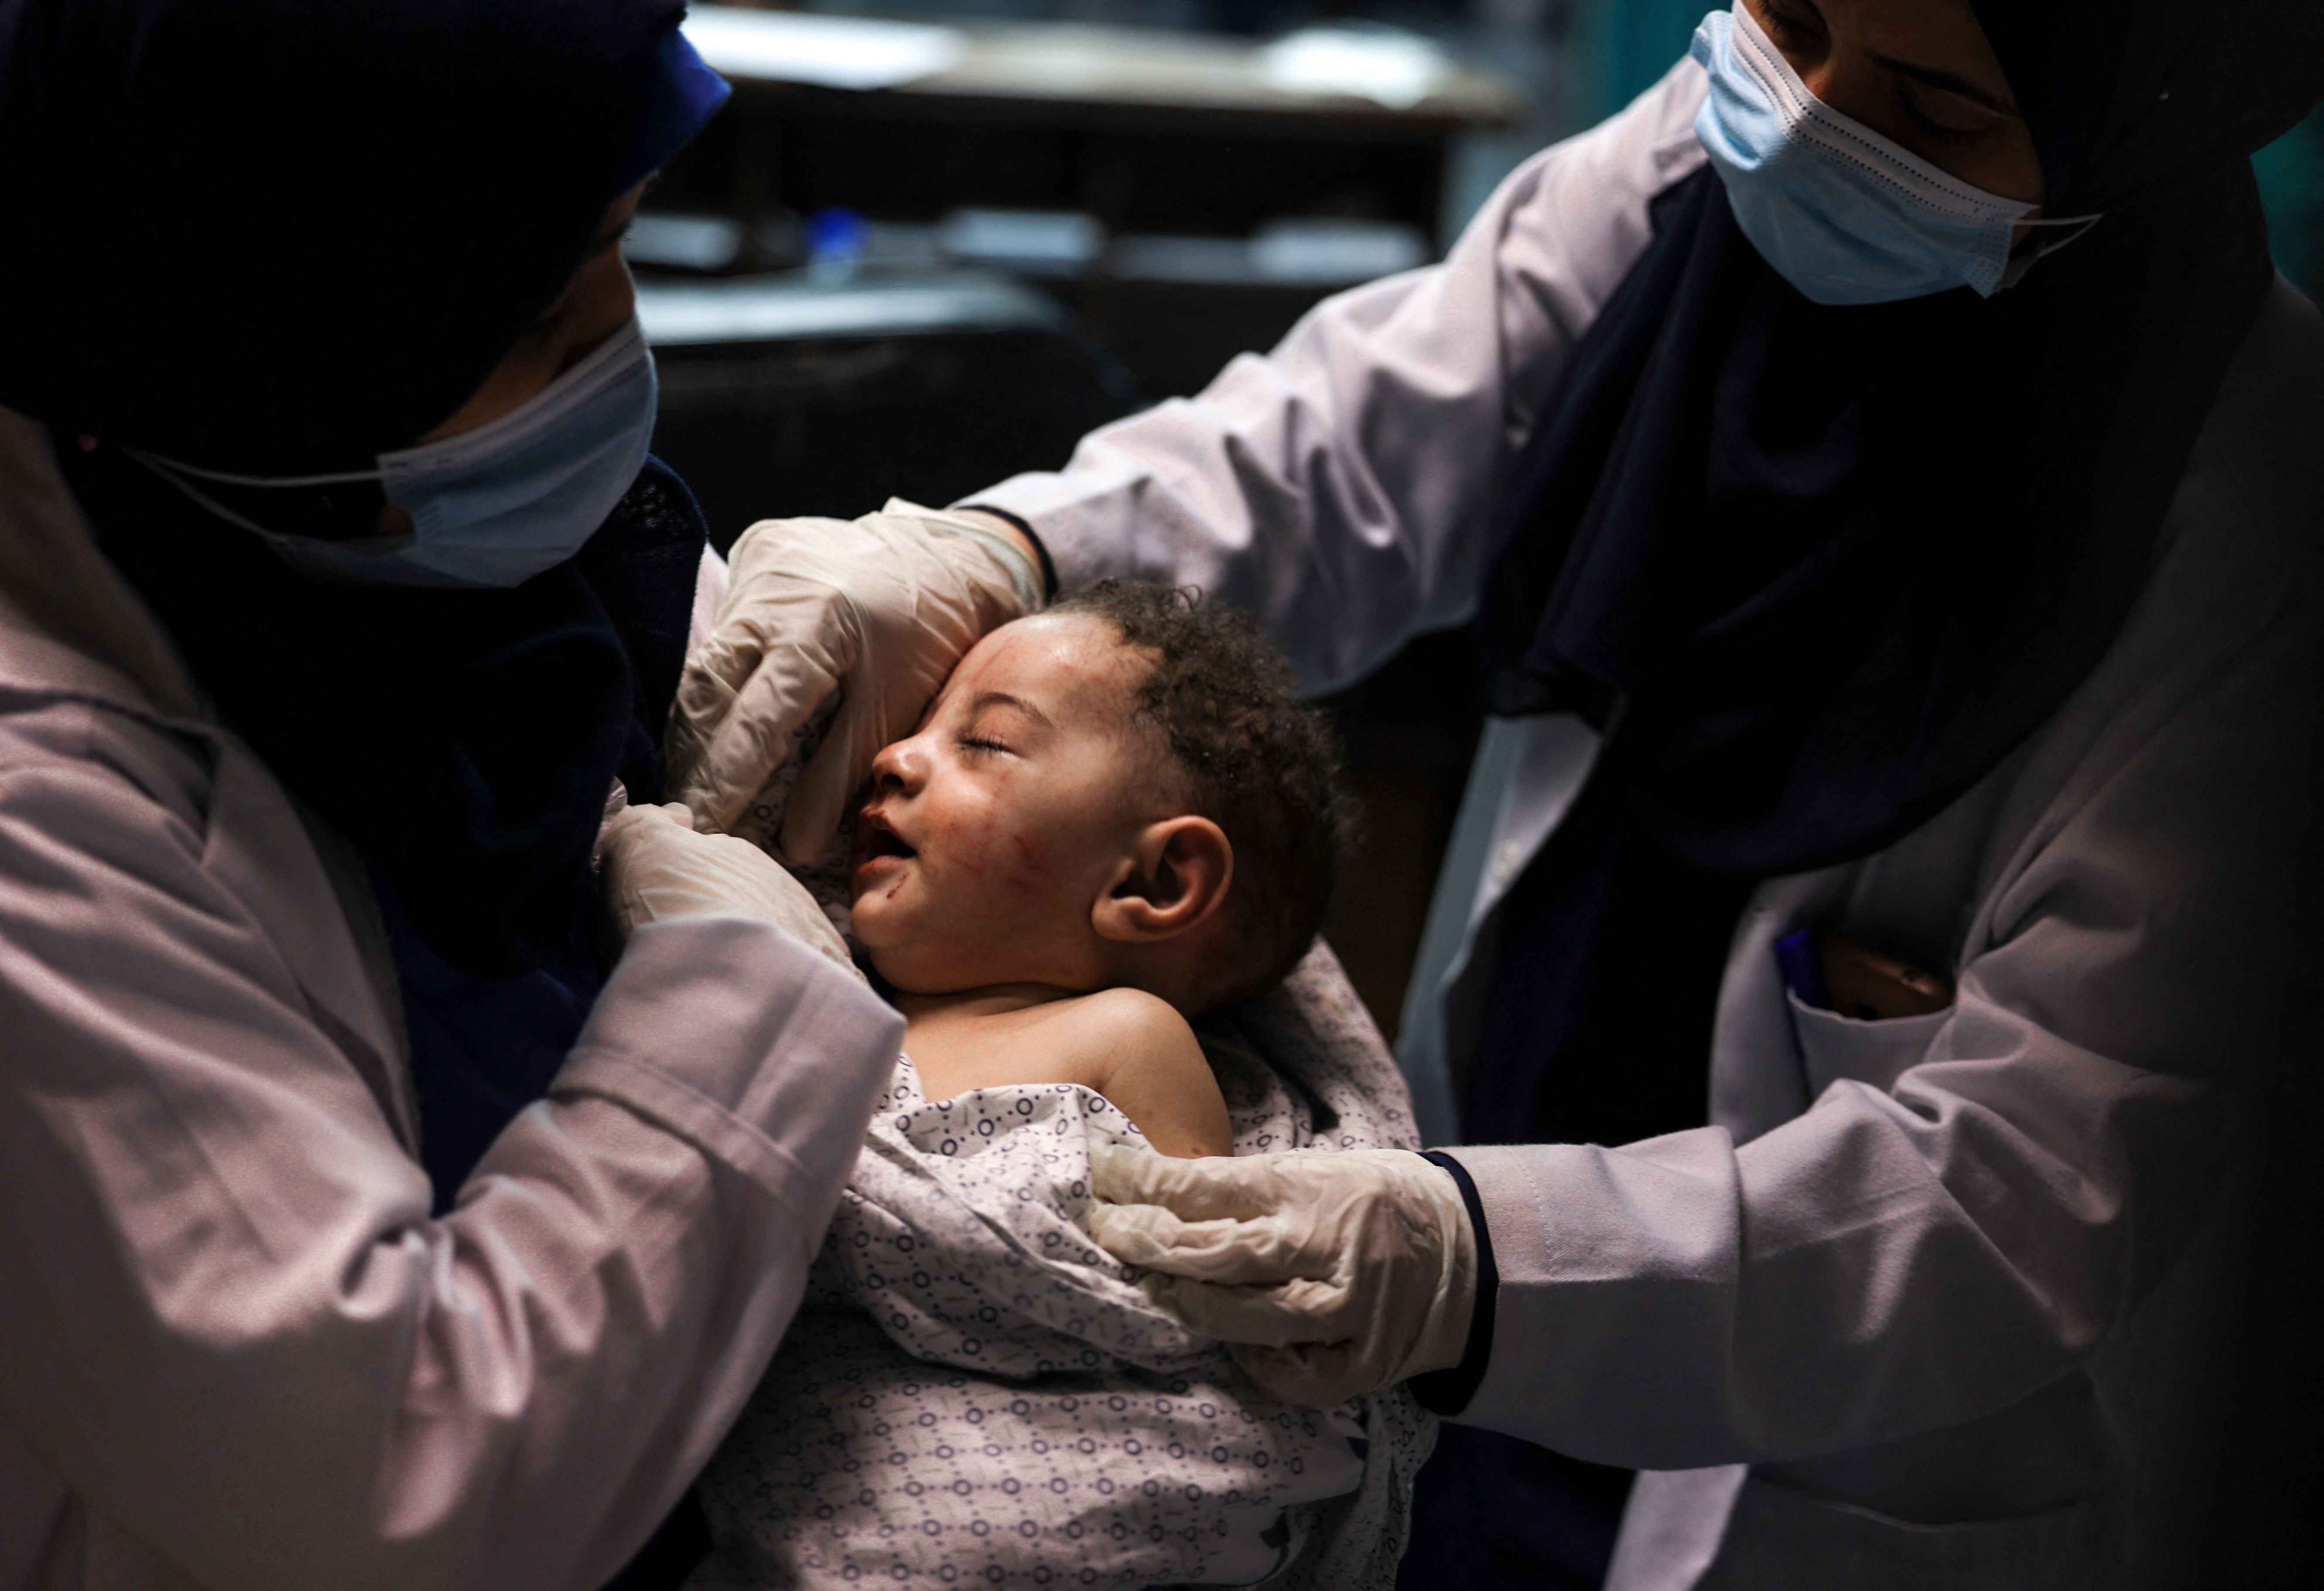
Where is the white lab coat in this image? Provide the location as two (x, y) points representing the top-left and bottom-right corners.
(976, 59), (2324, 1587)
(0, 409), (904, 1590)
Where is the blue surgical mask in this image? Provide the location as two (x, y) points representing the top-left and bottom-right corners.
(130, 318), (658, 588)
(1691, 3), (2071, 306)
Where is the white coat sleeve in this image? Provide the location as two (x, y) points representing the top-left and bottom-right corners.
(1439, 540), (2322, 1471)
(0, 706), (903, 1591)
(967, 63), (1709, 693)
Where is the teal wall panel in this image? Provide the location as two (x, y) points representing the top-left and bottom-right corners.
(1586, 0), (1703, 124)
(2255, 108), (2324, 297)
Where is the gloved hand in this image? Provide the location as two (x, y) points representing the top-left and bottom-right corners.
(598, 799), (859, 974)
(667, 500), (1043, 865)
(1086, 1143), (1477, 1408)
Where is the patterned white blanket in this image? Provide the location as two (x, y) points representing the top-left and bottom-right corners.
(686, 942), (1437, 1590)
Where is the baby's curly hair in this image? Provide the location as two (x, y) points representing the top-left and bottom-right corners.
(1048, 579), (1359, 1009)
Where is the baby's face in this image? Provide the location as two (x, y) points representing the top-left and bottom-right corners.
(851, 613), (1168, 994)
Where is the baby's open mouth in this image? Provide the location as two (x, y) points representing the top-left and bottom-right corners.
(856, 809), (916, 864)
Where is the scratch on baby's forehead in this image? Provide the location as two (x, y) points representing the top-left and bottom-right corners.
(961, 614), (1156, 718)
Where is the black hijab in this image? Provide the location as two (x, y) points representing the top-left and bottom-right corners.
(0, 0), (707, 977)
(1467, 0), (2324, 1146)
(0, 0), (682, 471)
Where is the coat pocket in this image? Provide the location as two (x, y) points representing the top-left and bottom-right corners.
(1785, 990), (1950, 1099)
(1696, 1471), (2110, 1591)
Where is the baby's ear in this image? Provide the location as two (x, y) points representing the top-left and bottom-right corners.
(1092, 817), (1234, 943)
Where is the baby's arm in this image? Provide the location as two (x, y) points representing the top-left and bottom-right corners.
(1069, 989), (1232, 1159)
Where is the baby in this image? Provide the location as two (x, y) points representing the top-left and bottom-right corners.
(849, 580), (1355, 1157)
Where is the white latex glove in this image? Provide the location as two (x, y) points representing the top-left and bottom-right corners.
(1086, 1143), (1477, 1408)
(598, 799), (858, 974)
(667, 500), (1042, 865)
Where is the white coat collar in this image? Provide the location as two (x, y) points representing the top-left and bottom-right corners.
(0, 406), (208, 724)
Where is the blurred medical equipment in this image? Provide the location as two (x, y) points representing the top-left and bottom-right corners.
(636, 273), (1136, 537)
(638, 11), (1518, 403)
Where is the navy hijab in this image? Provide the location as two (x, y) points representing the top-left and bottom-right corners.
(0, 0), (683, 471)
(1466, 1), (2324, 1147)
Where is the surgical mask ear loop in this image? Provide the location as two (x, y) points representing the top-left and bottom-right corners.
(120, 447), (398, 551)
(120, 451), (383, 490)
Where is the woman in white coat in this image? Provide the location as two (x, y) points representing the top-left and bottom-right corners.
(0, 5), (941, 1588)
(672, 0), (2324, 1584)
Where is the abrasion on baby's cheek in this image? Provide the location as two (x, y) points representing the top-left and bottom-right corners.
(846, 612), (1165, 995)
(1010, 830), (1048, 877)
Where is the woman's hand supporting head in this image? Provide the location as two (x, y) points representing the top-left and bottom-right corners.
(666, 502), (1046, 863)
(598, 798), (862, 974)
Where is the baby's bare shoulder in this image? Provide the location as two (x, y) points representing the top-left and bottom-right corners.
(1051, 989), (1229, 1157)
(1044, 987), (1205, 1070)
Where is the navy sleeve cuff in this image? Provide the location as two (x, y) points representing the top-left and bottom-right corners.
(954, 503), (1059, 600)
(1409, 1150), (1497, 1417)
